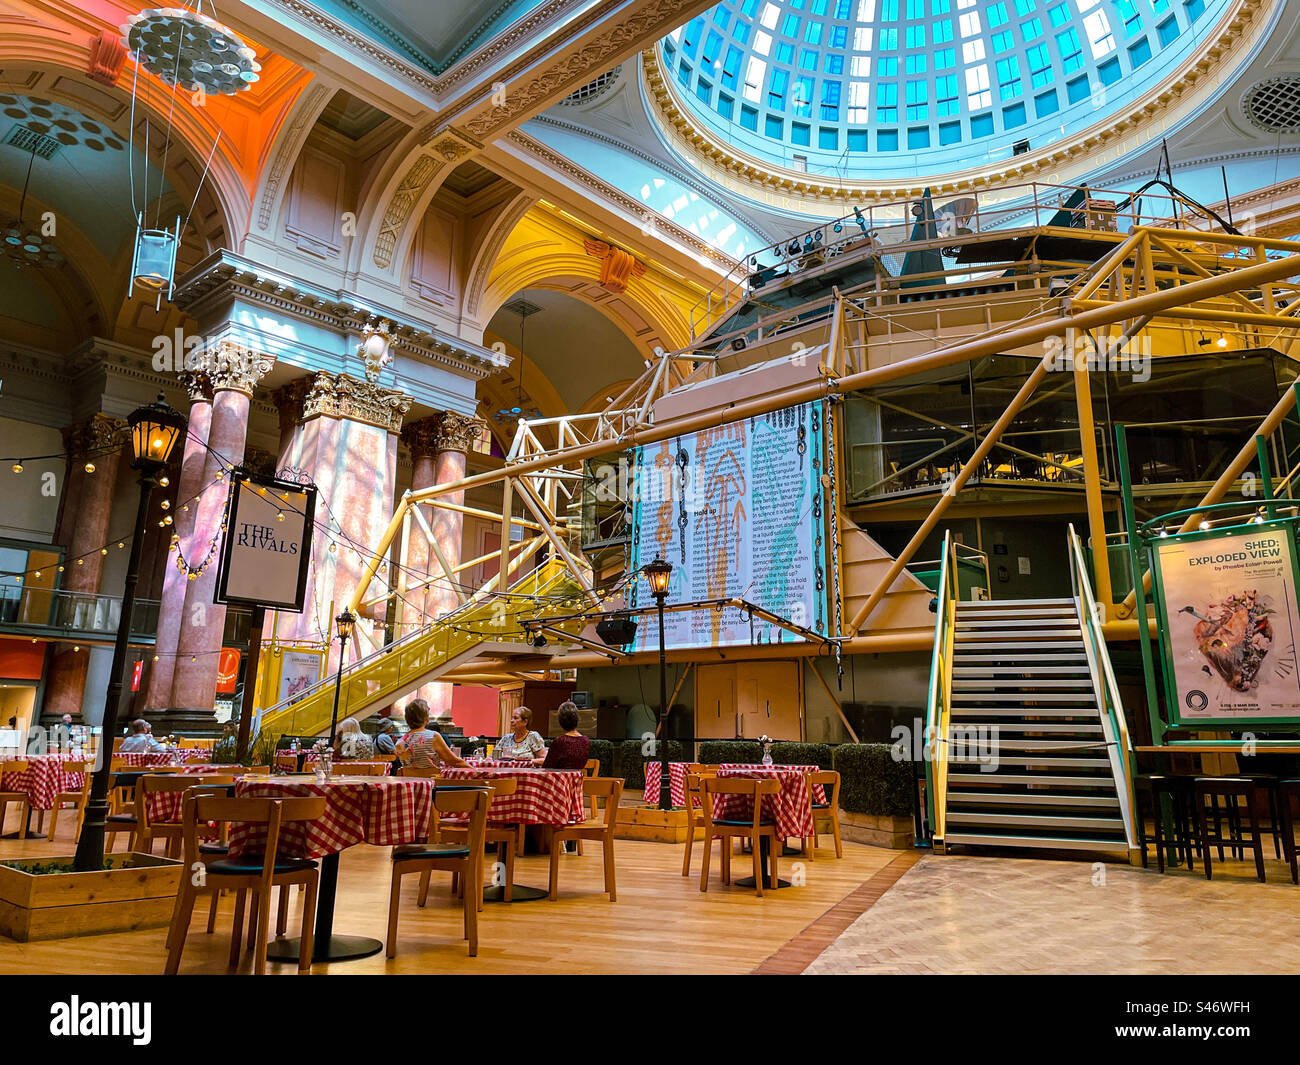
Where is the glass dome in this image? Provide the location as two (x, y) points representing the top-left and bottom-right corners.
(659, 0), (1231, 178)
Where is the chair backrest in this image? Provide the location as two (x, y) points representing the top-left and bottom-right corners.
(340, 762), (389, 777)
(448, 775), (519, 798)
(178, 738), (215, 749)
(0, 760), (28, 776)
(700, 776), (778, 832)
(139, 773), (239, 826)
(63, 761), (92, 795)
(399, 765), (438, 778)
(112, 738), (125, 752)
(582, 758), (600, 777)
(241, 765), (272, 775)
(582, 777), (623, 829)
(431, 787), (489, 848)
(184, 793), (326, 888)
(809, 769), (838, 804)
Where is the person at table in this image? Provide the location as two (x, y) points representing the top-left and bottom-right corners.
(374, 716), (400, 755)
(542, 702), (590, 769)
(494, 706), (546, 764)
(395, 699), (468, 771)
(334, 717), (375, 760)
(119, 719), (165, 754)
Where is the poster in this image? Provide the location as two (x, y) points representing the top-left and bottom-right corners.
(628, 402), (828, 651)
(215, 471), (315, 612)
(277, 650), (323, 706)
(1155, 523), (1300, 721)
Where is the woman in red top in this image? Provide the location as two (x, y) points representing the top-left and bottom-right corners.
(542, 702), (590, 769)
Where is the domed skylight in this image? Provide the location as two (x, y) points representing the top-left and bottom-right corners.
(659, 0), (1230, 177)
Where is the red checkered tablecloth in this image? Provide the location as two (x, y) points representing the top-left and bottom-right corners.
(116, 751), (210, 767)
(712, 765), (827, 839)
(142, 768), (247, 823)
(227, 776), (435, 859)
(438, 766), (584, 826)
(643, 762), (691, 808)
(0, 754), (89, 811)
(463, 758), (529, 768)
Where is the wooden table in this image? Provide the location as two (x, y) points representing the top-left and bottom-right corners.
(230, 774), (434, 962)
(714, 765), (825, 889)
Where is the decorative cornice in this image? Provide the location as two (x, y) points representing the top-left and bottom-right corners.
(273, 378), (313, 437)
(639, 0), (1269, 205)
(301, 372), (413, 434)
(177, 371), (213, 404)
(173, 252), (512, 380)
(63, 413), (126, 458)
(505, 128), (737, 271)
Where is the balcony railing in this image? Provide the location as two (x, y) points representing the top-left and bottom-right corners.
(0, 586), (251, 646)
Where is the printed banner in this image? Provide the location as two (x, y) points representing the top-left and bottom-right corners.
(215, 472), (315, 612)
(629, 402), (828, 650)
(1156, 523), (1300, 721)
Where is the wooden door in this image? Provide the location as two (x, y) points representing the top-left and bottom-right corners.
(694, 664), (737, 739)
(736, 661), (802, 740)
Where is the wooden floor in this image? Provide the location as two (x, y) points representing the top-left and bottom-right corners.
(0, 816), (898, 975)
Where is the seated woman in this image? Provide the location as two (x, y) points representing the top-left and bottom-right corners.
(334, 717), (375, 760)
(542, 702), (590, 769)
(493, 706), (546, 764)
(394, 699), (468, 772)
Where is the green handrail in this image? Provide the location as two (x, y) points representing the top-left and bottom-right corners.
(922, 529), (955, 845)
(1066, 523), (1139, 854)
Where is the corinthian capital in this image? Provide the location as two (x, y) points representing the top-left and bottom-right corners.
(62, 413), (127, 459)
(434, 411), (487, 454)
(200, 341), (275, 396)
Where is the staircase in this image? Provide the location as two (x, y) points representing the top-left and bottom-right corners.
(938, 597), (1131, 857)
(256, 558), (588, 737)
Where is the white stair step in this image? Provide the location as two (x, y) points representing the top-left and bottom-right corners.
(956, 618), (1081, 629)
(950, 706), (1104, 719)
(950, 722), (1104, 735)
(948, 791), (1120, 808)
(952, 642), (1085, 652)
(947, 811), (1125, 832)
(952, 692), (1098, 703)
(952, 738), (1108, 750)
(952, 665), (1092, 676)
(948, 754), (1113, 767)
(956, 598), (1074, 608)
(942, 833), (1131, 854)
(947, 772), (1115, 787)
(952, 678), (1095, 689)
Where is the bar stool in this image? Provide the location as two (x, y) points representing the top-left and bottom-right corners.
(1132, 774), (1195, 873)
(1193, 777), (1267, 882)
(1232, 773), (1283, 860)
(1278, 779), (1300, 885)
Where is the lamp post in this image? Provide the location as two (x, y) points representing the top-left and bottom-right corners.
(642, 555), (673, 811)
(327, 609), (356, 750)
(75, 393), (185, 871)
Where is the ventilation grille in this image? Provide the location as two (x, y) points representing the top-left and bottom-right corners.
(502, 296), (542, 319)
(561, 69), (620, 105)
(3, 124), (61, 160)
(1243, 76), (1300, 134)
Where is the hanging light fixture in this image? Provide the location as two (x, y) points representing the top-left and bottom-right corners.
(121, 7), (261, 96)
(1, 142), (63, 269)
(128, 213), (181, 309)
(497, 294), (541, 420)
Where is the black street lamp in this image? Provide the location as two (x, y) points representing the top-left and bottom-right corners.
(642, 555), (673, 811)
(327, 608), (356, 749)
(75, 393), (186, 871)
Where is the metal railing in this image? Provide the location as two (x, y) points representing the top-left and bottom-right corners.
(0, 586), (159, 639)
(922, 528), (958, 845)
(1067, 523), (1139, 856)
(688, 178), (1244, 338)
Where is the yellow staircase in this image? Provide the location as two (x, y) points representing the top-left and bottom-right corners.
(255, 558), (588, 737)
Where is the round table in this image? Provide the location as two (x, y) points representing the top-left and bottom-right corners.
(0, 754), (89, 838)
(230, 775), (435, 962)
(714, 765), (827, 889)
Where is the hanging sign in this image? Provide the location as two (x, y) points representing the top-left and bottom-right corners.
(216, 648), (241, 694)
(215, 470), (316, 612)
(1152, 521), (1300, 724)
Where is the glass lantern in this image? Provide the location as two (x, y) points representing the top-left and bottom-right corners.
(129, 215), (180, 309)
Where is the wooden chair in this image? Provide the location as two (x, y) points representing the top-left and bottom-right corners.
(165, 792), (325, 975)
(46, 761), (91, 843)
(386, 786), (488, 959)
(698, 777), (781, 897)
(138, 773), (239, 857)
(241, 765), (272, 775)
(179, 738), (216, 750)
(336, 761), (389, 776)
(0, 760), (30, 839)
(437, 776), (519, 904)
(576, 758), (601, 853)
(548, 777), (623, 902)
(681, 771), (724, 877)
(397, 765), (438, 778)
(805, 770), (843, 859)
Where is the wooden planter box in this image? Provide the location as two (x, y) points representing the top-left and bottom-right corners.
(0, 853), (182, 942)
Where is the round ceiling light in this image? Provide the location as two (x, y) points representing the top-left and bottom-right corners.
(0, 219), (62, 268)
(121, 8), (261, 95)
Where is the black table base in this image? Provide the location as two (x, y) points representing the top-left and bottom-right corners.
(265, 934), (383, 963)
(733, 837), (793, 890)
(482, 883), (548, 903)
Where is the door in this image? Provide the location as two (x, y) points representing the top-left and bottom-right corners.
(694, 664), (737, 739)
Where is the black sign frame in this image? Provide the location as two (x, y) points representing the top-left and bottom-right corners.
(214, 468), (316, 613)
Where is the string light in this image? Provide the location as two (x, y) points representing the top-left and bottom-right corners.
(276, 511), (285, 522)
(160, 500), (170, 510)
(118, 542), (124, 549)
(100, 548), (108, 555)
(11, 462), (21, 473)
(84, 461), (95, 474)
(159, 476), (170, 487)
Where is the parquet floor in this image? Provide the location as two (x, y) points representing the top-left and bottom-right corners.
(807, 851), (1300, 975)
(0, 818), (897, 975)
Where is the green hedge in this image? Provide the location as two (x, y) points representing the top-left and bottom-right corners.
(617, 739), (687, 788)
(588, 738), (613, 777)
(771, 742), (833, 770)
(833, 744), (913, 816)
(697, 740), (762, 765)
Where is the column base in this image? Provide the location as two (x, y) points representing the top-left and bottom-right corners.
(153, 708), (222, 735)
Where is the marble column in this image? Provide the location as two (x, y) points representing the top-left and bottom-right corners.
(41, 414), (126, 723)
(401, 412), (484, 720)
(169, 345), (274, 720)
(273, 371), (411, 675)
(144, 371), (212, 714)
